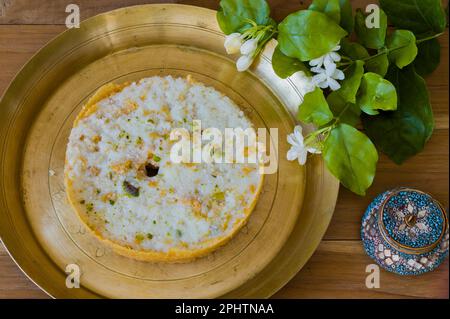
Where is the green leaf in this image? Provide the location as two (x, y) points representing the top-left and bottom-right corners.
(309, 0), (341, 24)
(338, 60), (365, 103)
(413, 38), (441, 76)
(362, 65), (434, 164)
(339, 0), (354, 33)
(278, 10), (347, 61)
(327, 92), (361, 126)
(272, 45), (310, 78)
(340, 38), (369, 60)
(379, 0), (446, 35)
(297, 87), (334, 126)
(217, 0), (272, 34)
(354, 8), (387, 49)
(386, 30), (418, 69)
(365, 53), (389, 77)
(323, 123), (378, 195)
(357, 72), (397, 115)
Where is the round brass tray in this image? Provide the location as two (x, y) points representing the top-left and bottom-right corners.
(0, 4), (339, 298)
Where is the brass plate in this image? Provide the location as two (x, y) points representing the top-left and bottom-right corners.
(0, 4), (339, 298)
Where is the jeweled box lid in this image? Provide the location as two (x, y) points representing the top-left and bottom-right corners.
(379, 189), (447, 254)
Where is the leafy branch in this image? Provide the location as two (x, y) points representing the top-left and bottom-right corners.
(339, 30), (445, 67)
(217, 0), (447, 196)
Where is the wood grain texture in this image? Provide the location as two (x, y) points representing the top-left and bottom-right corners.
(0, 241), (47, 299)
(274, 241), (449, 299)
(1, 0), (447, 26)
(0, 0), (448, 299)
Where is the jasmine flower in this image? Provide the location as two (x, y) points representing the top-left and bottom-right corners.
(240, 38), (258, 56)
(224, 33), (243, 54)
(309, 45), (342, 74)
(311, 66), (345, 91)
(236, 55), (254, 72)
(287, 125), (320, 165)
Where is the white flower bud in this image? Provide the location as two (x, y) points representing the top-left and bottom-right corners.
(236, 55), (254, 72)
(240, 38), (258, 56)
(224, 33), (243, 54)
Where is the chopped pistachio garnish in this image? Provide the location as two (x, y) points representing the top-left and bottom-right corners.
(153, 155), (161, 162)
(118, 130), (127, 139)
(135, 233), (145, 243)
(212, 191), (225, 201)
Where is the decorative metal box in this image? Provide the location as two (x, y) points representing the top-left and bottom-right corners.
(361, 188), (449, 275)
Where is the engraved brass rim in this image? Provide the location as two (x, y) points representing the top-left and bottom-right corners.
(0, 4), (339, 298)
(377, 187), (448, 255)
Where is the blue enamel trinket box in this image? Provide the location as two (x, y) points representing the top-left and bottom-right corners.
(361, 188), (449, 275)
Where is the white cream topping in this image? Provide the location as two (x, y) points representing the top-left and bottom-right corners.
(65, 76), (261, 252)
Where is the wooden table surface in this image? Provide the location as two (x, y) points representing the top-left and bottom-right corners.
(0, 0), (448, 299)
